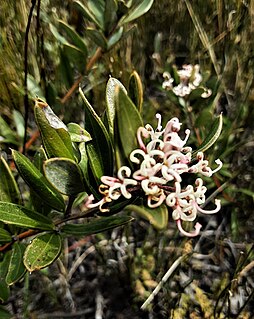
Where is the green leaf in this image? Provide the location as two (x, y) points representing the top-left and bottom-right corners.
(105, 77), (127, 139)
(74, 0), (104, 30)
(6, 243), (26, 285)
(128, 70), (143, 112)
(0, 116), (18, 144)
(67, 123), (92, 143)
(13, 110), (25, 139)
(12, 150), (65, 212)
(58, 20), (88, 55)
(61, 215), (133, 236)
(63, 43), (87, 73)
(0, 306), (12, 319)
(87, 0), (105, 29)
(85, 28), (107, 50)
(24, 233), (62, 272)
(0, 252), (11, 302)
(125, 203), (168, 230)
(107, 26), (124, 49)
(118, 0), (154, 26)
(44, 158), (86, 195)
(0, 156), (21, 204)
(104, 0), (118, 33)
(0, 228), (12, 243)
(79, 87), (113, 182)
(34, 99), (75, 160)
(192, 113), (223, 158)
(115, 86), (143, 162)
(0, 202), (55, 230)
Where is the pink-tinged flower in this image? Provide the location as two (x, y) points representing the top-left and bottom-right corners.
(87, 114), (222, 237)
(176, 219), (202, 237)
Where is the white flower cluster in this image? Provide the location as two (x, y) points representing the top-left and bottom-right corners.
(87, 114), (222, 237)
(162, 64), (212, 98)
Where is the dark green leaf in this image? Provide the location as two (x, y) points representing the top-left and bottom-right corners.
(63, 43), (87, 73)
(61, 215), (133, 236)
(125, 203), (168, 230)
(0, 202), (55, 230)
(85, 28), (107, 50)
(0, 252), (11, 302)
(0, 156), (21, 204)
(12, 150), (65, 212)
(0, 116), (18, 144)
(192, 113), (223, 157)
(6, 242), (26, 285)
(44, 158), (86, 195)
(58, 20), (88, 55)
(104, 0), (117, 33)
(87, 0), (105, 29)
(128, 70), (143, 112)
(79, 88), (113, 182)
(24, 233), (62, 272)
(0, 228), (12, 243)
(115, 86), (143, 161)
(118, 0), (154, 25)
(67, 123), (92, 143)
(0, 306), (12, 319)
(0, 281), (10, 303)
(34, 99), (75, 160)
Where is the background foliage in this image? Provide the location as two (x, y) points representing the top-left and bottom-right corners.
(0, 0), (254, 318)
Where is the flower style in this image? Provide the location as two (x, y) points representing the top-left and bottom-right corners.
(86, 114), (222, 237)
(162, 64), (212, 98)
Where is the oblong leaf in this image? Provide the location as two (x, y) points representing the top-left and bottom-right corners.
(44, 158), (86, 195)
(107, 26), (123, 49)
(34, 99), (75, 160)
(85, 28), (107, 50)
(105, 77), (127, 139)
(128, 70), (143, 112)
(58, 20), (88, 55)
(125, 204), (168, 230)
(24, 233), (62, 272)
(0, 252), (11, 302)
(74, 0), (103, 29)
(118, 0), (154, 25)
(12, 150), (65, 212)
(0, 202), (55, 230)
(115, 86), (143, 161)
(0, 156), (21, 204)
(79, 88), (113, 182)
(192, 113), (223, 158)
(6, 243), (26, 285)
(0, 282), (10, 303)
(61, 215), (133, 236)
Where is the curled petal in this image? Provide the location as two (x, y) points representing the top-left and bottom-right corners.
(176, 219), (202, 237)
(166, 193), (177, 207)
(147, 192), (166, 208)
(86, 196), (111, 212)
(130, 149), (146, 164)
(196, 199), (221, 214)
(108, 183), (122, 200)
(161, 166), (182, 182)
(101, 176), (120, 187)
(117, 166), (132, 180)
(141, 179), (159, 195)
(210, 159), (223, 175)
(137, 127), (149, 151)
(156, 113), (163, 131)
(146, 139), (164, 153)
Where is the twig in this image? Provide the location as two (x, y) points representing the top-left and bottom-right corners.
(23, 0), (37, 154)
(141, 253), (190, 310)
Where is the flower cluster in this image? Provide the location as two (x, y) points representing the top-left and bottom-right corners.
(87, 114), (222, 237)
(162, 64), (212, 98)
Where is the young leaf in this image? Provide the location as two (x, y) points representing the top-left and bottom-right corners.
(44, 158), (86, 195)
(0, 156), (21, 204)
(12, 150), (65, 212)
(107, 26), (123, 49)
(0, 228), (12, 243)
(79, 88), (113, 182)
(128, 70), (143, 112)
(24, 233), (62, 272)
(61, 215), (133, 236)
(6, 242), (26, 285)
(118, 0), (154, 26)
(34, 99), (75, 160)
(105, 77), (127, 139)
(67, 123), (92, 143)
(192, 113), (223, 158)
(115, 86), (143, 162)
(0, 202), (55, 230)
(58, 20), (88, 55)
(125, 203), (168, 230)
